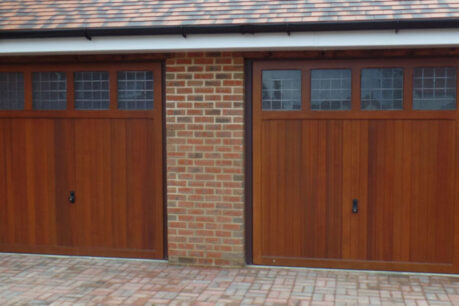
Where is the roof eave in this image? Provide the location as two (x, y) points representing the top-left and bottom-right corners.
(2, 18), (459, 39)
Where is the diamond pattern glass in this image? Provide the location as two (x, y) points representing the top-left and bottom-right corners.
(74, 71), (110, 110)
(32, 72), (67, 110)
(361, 68), (404, 110)
(413, 67), (456, 110)
(311, 69), (351, 111)
(117, 71), (154, 110)
(262, 70), (301, 110)
(0, 72), (24, 110)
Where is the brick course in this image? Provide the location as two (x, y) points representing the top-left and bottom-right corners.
(166, 52), (245, 266)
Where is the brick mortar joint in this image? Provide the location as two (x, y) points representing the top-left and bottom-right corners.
(165, 53), (246, 267)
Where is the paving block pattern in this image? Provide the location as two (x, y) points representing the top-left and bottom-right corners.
(0, 254), (459, 305)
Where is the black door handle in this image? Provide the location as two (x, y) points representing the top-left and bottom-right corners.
(69, 191), (75, 204)
(352, 199), (358, 213)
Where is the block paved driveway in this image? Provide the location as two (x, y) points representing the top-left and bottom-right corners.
(0, 253), (458, 305)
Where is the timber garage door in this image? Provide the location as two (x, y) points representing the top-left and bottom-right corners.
(0, 62), (163, 259)
(253, 59), (459, 273)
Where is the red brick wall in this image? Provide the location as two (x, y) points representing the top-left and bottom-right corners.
(166, 52), (245, 266)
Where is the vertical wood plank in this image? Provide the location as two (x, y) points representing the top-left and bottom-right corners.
(0, 120), (8, 244)
(454, 121), (459, 271)
(74, 119), (113, 248)
(342, 120), (368, 260)
(74, 119), (93, 247)
(24, 119), (58, 246)
(365, 120), (455, 264)
(392, 120), (406, 261)
(126, 119), (146, 249)
(434, 120), (455, 263)
(4, 119), (14, 244)
(55, 119), (76, 246)
(357, 120), (368, 260)
(326, 120), (343, 258)
(399, 120), (412, 261)
(110, 119), (128, 249)
(303, 120), (317, 258)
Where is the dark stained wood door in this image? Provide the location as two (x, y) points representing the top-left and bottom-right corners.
(0, 62), (163, 259)
(253, 59), (459, 273)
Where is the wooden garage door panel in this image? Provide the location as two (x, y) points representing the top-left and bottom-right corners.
(260, 120), (345, 259)
(54, 119), (76, 247)
(124, 119), (160, 251)
(0, 119), (57, 246)
(341, 120), (369, 261)
(256, 119), (456, 267)
(253, 60), (458, 273)
(0, 118), (162, 257)
(111, 118), (160, 251)
(67, 119), (161, 252)
(367, 120), (455, 264)
(73, 119), (113, 248)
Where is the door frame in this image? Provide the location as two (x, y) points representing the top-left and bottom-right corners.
(244, 59), (254, 264)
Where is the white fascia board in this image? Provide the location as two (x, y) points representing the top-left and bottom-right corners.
(0, 28), (458, 56)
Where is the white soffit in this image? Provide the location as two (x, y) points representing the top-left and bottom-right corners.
(0, 28), (458, 55)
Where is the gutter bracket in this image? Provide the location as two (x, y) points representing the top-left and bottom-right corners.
(83, 29), (92, 41)
(181, 26), (187, 38)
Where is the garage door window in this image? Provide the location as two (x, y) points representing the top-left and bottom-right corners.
(117, 71), (154, 110)
(262, 70), (302, 110)
(32, 72), (67, 110)
(0, 72), (24, 110)
(74, 71), (110, 110)
(413, 67), (456, 110)
(361, 68), (404, 110)
(0, 64), (160, 114)
(311, 69), (351, 111)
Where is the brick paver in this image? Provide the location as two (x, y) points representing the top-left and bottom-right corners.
(0, 253), (458, 305)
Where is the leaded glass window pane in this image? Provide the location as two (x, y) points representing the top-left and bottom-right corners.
(118, 71), (154, 110)
(311, 69), (351, 111)
(262, 70), (301, 110)
(361, 68), (403, 110)
(32, 72), (67, 110)
(0, 72), (24, 110)
(413, 67), (456, 110)
(74, 71), (110, 110)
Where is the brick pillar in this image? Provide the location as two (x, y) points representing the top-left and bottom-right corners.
(166, 52), (245, 266)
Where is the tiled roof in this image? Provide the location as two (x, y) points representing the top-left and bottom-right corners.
(1, 0), (459, 31)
